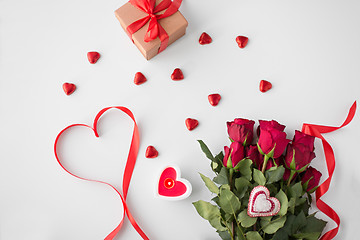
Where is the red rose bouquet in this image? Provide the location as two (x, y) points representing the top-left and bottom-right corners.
(193, 118), (327, 240)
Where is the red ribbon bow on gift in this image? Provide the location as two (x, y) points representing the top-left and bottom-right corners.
(127, 0), (183, 53)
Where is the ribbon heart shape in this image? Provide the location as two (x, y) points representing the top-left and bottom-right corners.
(54, 107), (149, 240)
(247, 186), (281, 217)
(157, 166), (192, 200)
(127, 0), (183, 53)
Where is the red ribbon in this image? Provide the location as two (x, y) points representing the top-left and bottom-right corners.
(302, 101), (357, 240)
(54, 107), (149, 240)
(127, 0), (183, 53)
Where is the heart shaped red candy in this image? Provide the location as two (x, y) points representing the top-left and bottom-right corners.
(62, 83), (76, 95)
(171, 68), (184, 81)
(134, 72), (147, 85)
(145, 146), (158, 158)
(259, 80), (272, 92)
(185, 118), (199, 131)
(247, 186), (281, 217)
(208, 94), (221, 106)
(157, 166), (192, 200)
(87, 51), (100, 64)
(199, 32), (212, 45)
(236, 36), (249, 48)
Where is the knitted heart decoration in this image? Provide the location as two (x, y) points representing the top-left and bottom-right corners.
(247, 186), (281, 217)
(157, 166), (192, 200)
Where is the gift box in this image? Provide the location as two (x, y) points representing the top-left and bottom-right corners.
(115, 0), (188, 60)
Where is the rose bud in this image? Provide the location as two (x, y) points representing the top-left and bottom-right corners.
(293, 130), (315, 152)
(283, 168), (297, 182)
(257, 120), (290, 159)
(246, 145), (283, 170)
(227, 118), (255, 146)
(265, 156), (282, 170)
(223, 141), (245, 169)
(301, 167), (322, 193)
(246, 145), (263, 169)
(284, 142), (316, 173)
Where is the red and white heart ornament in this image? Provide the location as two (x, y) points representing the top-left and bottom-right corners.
(247, 186), (281, 217)
(157, 166), (192, 200)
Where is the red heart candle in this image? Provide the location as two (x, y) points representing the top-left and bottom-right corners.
(157, 166), (192, 200)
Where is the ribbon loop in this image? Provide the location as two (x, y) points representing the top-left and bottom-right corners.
(54, 107), (149, 240)
(302, 101), (356, 240)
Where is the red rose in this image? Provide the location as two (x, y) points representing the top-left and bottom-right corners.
(284, 142), (316, 172)
(259, 120), (286, 131)
(257, 120), (290, 158)
(246, 145), (282, 170)
(301, 167), (322, 193)
(227, 118), (255, 145)
(223, 141), (245, 168)
(293, 130), (315, 152)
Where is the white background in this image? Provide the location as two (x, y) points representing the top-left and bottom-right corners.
(0, 0), (359, 239)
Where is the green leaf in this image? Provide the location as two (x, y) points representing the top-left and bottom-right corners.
(265, 166), (285, 184)
(288, 197), (296, 214)
(213, 151), (225, 173)
(275, 189), (288, 216)
(291, 211), (307, 234)
(218, 187), (241, 215)
(218, 231), (232, 240)
(260, 216), (287, 234)
(209, 217), (227, 232)
(211, 161), (219, 172)
(296, 197), (307, 207)
(214, 167), (229, 185)
(253, 168), (266, 186)
(199, 173), (219, 195)
(237, 209), (257, 228)
(235, 228), (247, 240)
(223, 212), (233, 222)
(198, 140), (215, 161)
(291, 182), (303, 198)
(261, 216), (272, 222)
(273, 214), (296, 239)
(212, 196), (220, 206)
(193, 200), (220, 220)
(272, 228), (290, 240)
(236, 158), (253, 181)
(300, 215), (327, 234)
(246, 231), (263, 240)
(221, 184), (231, 190)
(234, 177), (250, 199)
(292, 232), (322, 239)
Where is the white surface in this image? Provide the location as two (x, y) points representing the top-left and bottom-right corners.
(0, 0), (359, 239)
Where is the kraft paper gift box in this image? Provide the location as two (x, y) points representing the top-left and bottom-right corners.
(115, 0), (188, 60)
